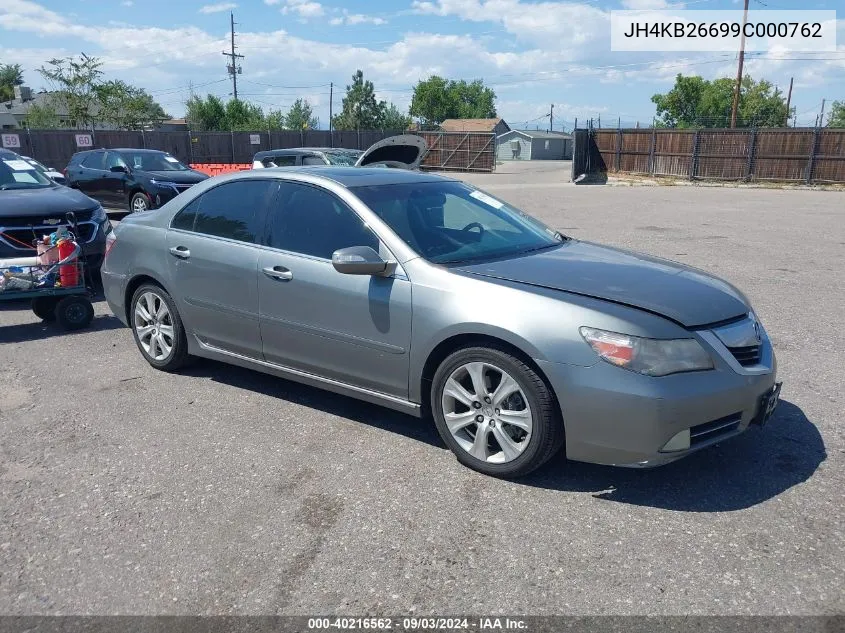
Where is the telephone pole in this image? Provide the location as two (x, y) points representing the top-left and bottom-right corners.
(549, 104), (554, 132)
(730, 0), (750, 128)
(784, 77), (793, 127)
(222, 11), (244, 100)
(818, 99), (826, 127)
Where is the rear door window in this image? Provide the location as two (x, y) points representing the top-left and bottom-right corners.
(171, 179), (279, 244)
(81, 151), (105, 170)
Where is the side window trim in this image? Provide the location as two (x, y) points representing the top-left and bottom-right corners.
(260, 180), (386, 261)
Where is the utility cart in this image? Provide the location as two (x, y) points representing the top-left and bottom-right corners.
(0, 228), (94, 331)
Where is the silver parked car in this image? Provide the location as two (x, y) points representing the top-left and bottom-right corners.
(102, 167), (780, 477)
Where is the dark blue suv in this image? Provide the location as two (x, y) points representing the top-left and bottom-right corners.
(65, 149), (208, 213)
(1, 149), (110, 271)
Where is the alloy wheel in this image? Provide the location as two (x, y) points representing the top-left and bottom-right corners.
(440, 361), (533, 464)
(132, 196), (149, 213)
(133, 291), (174, 361)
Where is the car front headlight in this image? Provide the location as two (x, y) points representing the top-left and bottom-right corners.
(579, 327), (714, 377)
(149, 179), (176, 189)
(91, 204), (108, 222)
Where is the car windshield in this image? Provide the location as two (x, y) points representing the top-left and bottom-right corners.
(119, 152), (189, 171)
(0, 156), (54, 190)
(352, 181), (564, 264)
(324, 151), (362, 166)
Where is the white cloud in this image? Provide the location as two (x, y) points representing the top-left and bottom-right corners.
(619, 0), (671, 9)
(121, 0), (134, 6)
(329, 9), (387, 26)
(199, 2), (237, 14)
(273, 0), (324, 18)
(411, 0), (609, 57)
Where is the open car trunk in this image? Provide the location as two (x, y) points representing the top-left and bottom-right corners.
(355, 135), (427, 170)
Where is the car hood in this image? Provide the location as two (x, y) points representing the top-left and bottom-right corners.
(454, 240), (749, 328)
(0, 185), (100, 218)
(355, 135), (427, 169)
(136, 169), (208, 184)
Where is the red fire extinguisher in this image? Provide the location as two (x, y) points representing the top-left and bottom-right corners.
(57, 239), (79, 287)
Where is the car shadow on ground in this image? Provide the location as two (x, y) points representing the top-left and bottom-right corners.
(522, 399), (826, 512)
(183, 359), (445, 448)
(183, 360), (825, 512)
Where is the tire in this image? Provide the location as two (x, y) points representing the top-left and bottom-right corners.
(54, 295), (94, 330)
(431, 345), (564, 478)
(31, 296), (59, 321)
(130, 283), (190, 371)
(130, 191), (151, 213)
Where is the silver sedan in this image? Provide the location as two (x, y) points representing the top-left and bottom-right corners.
(101, 166), (780, 477)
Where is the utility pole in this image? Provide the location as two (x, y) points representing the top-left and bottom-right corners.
(784, 77), (793, 127)
(730, 0), (750, 128)
(549, 103), (554, 132)
(329, 82), (333, 135)
(818, 99), (826, 127)
(222, 11), (244, 100)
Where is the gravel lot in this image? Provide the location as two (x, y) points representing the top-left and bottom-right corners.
(1, 163), (843, 616)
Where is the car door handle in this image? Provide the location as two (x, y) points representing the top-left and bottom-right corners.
(169, 246), (190, 259)
(262, 266), (293, 281)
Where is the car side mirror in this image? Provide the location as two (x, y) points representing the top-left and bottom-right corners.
(332, 246), (395, 276)
(110, 165), (128, 173)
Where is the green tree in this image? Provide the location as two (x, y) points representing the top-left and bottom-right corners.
(24, 101), (61, 128)
(283, 98), (318, 130)
(409, 76), (497, 125)
(266, 109), (285, 130)
(185, 94), (227, 130)
(826, 101), (845, 128)
(332, 70), (384, 130)
(380, 102), (410, 130)
(225, 99), (265, 130)
(95, 80), (168, 129)
(0, 63), (24, 102)
(652, 74), (791, 128)
(38, 53), (103, 128)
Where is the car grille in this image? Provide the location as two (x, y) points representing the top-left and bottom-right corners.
(0, 221), (97, 250)
(690, 413), (742, 446)
(727, 344), (762, 366)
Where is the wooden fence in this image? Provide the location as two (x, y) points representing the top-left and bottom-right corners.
(590, 128), (845, 184)
(2, 129), (497, 173)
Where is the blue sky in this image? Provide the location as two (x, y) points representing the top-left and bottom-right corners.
(1, 0), (843, 129)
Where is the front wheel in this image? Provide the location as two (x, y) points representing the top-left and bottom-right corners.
(431, 346), (564, 478)
(130, 284), (189, 371)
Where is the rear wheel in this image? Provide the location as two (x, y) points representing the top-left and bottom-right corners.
(431, 346), (564, 478)
(130, 192), (151, 213)
(54, 295), (94, 330)
(31, 297), (59, 321)
(130, 284), (189, 371)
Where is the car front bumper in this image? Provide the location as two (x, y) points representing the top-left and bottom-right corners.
(536, 345), (778, 467)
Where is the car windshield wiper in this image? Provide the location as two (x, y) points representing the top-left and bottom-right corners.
(515, 242), (564, 257)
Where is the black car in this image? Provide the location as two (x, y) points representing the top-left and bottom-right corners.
(1, 149), (110, 270)
(65, 149), (209, 213)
